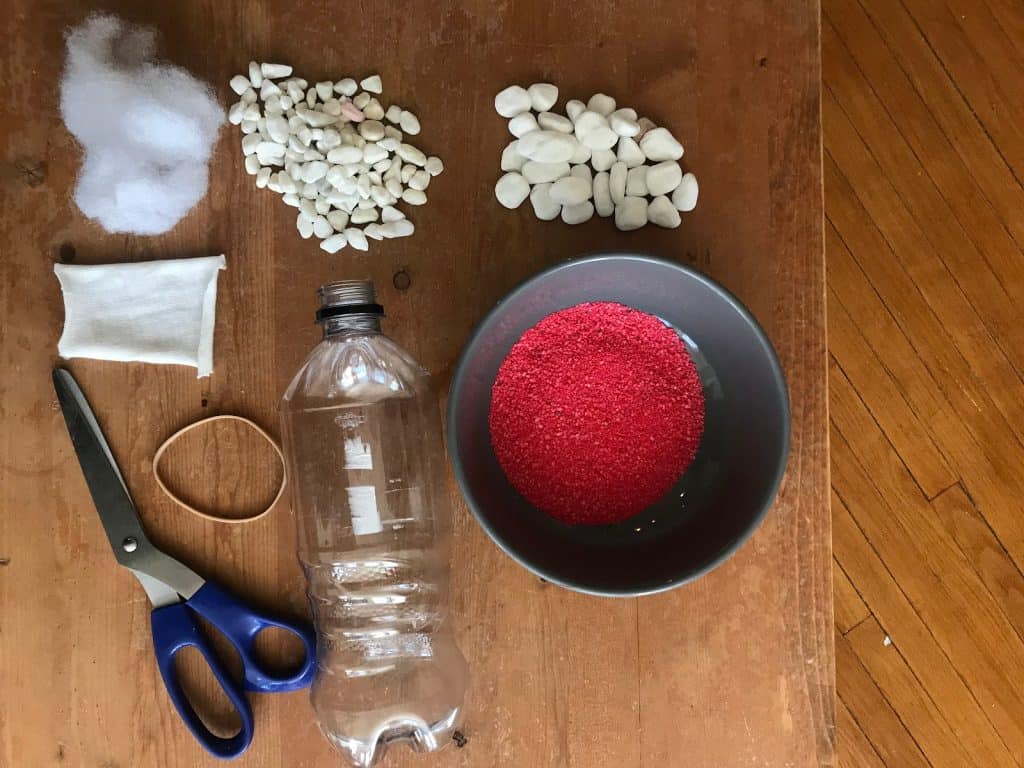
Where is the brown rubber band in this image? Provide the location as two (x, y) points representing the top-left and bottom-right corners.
(152, 415), (286, 524)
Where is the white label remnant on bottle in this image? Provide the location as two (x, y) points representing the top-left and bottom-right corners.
(347, 485), (383, 535)
(343, 437), (373, 469)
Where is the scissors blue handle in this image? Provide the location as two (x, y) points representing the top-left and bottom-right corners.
(151, 581), (317, 760)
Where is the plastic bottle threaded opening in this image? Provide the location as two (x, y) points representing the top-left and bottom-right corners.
(317, 280), (384, 332)
(319, 280), (377, 308)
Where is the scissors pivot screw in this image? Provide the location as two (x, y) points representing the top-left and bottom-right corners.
(122, 537), (138, 553)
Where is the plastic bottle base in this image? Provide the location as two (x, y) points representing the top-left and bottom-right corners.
(323, 706), (462, 768)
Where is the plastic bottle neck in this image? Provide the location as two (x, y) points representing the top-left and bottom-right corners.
(322, 315), (382, 337)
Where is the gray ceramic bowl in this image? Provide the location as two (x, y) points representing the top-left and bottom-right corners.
(447, 254), (790, 596)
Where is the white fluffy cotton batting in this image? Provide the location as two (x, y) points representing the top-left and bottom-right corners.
(61, 14), (223, 235)
(55, 255), (227, 377)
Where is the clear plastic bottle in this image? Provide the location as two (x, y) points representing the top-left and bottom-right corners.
(280, 280), (468, 767)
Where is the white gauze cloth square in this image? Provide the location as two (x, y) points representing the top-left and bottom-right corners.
(55, 255), (226, 377)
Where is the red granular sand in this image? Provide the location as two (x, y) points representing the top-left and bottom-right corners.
(489, 301), (705, 526)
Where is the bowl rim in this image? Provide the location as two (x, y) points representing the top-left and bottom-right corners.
(446, 252), (791, 597)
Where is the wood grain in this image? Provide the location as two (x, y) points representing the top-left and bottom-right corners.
(0, 2), (828, 767)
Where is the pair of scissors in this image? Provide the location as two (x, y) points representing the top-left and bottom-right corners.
(53, 368), (316, 760)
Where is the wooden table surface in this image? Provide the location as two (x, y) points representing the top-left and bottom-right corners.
(0, 2), (830, 766)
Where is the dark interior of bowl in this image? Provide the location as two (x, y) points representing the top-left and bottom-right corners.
(447, 254), (790, 596)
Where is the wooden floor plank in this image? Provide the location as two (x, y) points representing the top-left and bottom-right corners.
(931, 484), (1024, 646)
(826, 284), (955, 498)
(825, 158), (1024, 572)
(837, 698), (886, 768)
(835, 631), (930, 768)
(834, 558), (870, 636)
(824, 90), (1024, 440)
(823, 7), (1024, 315)
(896, 0), (1024, 181)
(856, 0), (1024, 246)
(831, 488), (1019, 768)
(830, 364), (1024, 763)
(847, 617), (972, 768)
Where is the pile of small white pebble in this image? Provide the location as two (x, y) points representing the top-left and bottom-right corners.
(493, 84), (698, 230)
(229, 63), (443, 253)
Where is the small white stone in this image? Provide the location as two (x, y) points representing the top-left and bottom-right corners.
(529, 183), (561, 221)
(360, 74), (383, 93)
(517, 130), (578, 163)
(626, 166), (648, 196)
(590, 148), (616, 172)
(316, 82), (333, 101)
(609, 109), (641, 137)
(646, 161), (684, 196)
(380, 219), (415, 238)
(402, 188), (427, 205)
(266, 115), (289, 143)
(494, 85), (532, 118)
(381, 205), (405, 223)
(383, 125), (403, 141)
(586, 93), (616, 116)
(408, 170), (431, 191)
(648, 195), (681, 228)
(346, 227), (370, 251)
(240, 87), (257, 104)
(570, 142), (592, 165)
(615, 197), (648, 231)
(297, 214), (314, 239)
(327, 210), (349, 230)
(247, 62), (263, 88)
(240, 119), (258, 135)
(255, 167), (271, 189)
(573, 110), (607, 138)
(582, 125), (617, 151)
(561, 201), (594, 225)
(570, 164), (592, 184)
(509, 112), (540, 138)
(364, 223), (384, 240)
(673, 172), (699, 211)
(565, 99), (586, 122)
(425, 156), (444, 176)
(313, 215), (334, 238)
(334, 78), (358, 96)
(362, 144), (389, 164)
(549, 176), (591, 205)
(260, 80), (281, 100)
(327, 146), (363, 164)
(495, 172), (531, 208)
(401, 164), (416, 184)
(319, 233), (347, 253)
(385, 104), (403, 123)
(302, 161), (329, 183)
(522, 161), (570, 184)
(397, 143), (427, 166)
(527, 82), (558, 112)
(261, 62), (293, 79)
(385, 177), (403, 198)
(616, 136), (646, 168)
(228, 101), (246, 125)
(593, 171), (613, 217)
(501, 140), (525, 171)
(363, 98), (385, 120)
(609, 161), (627, 205)
(244, 155), (261, 175)
(353, 92), (371, 109)
(358, 120), (385, 141)
(399, 110), (421, 135)
(351, 207), (378, 224)
(639, 127), (684, 161)
(241, 133), (261, 156)
(537, 111), (574, 133)
(229, 74), (250, 95)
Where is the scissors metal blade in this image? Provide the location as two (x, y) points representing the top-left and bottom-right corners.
(53, 368), (204, 605)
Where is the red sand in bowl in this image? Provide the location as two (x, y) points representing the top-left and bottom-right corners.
(489, 301), (705, 526)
